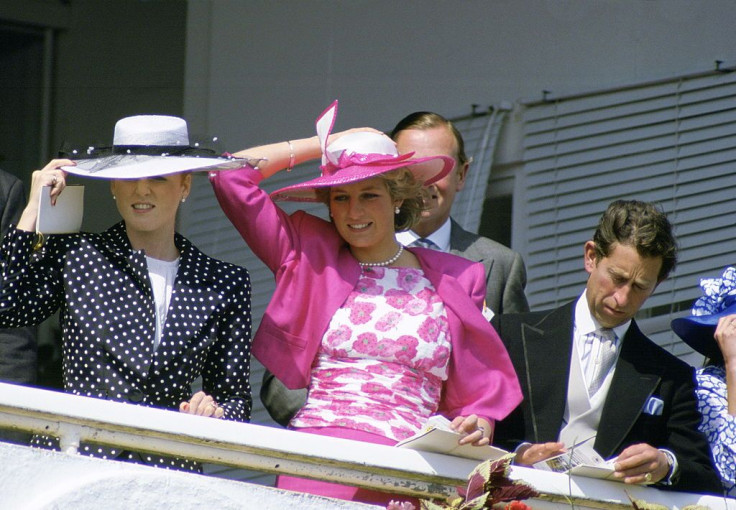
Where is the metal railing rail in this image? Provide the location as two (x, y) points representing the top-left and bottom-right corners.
(0, 382), (733, 509)
(0, 382), (475, 500)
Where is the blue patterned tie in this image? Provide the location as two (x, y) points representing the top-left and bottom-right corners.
(411, 238), (440, 250)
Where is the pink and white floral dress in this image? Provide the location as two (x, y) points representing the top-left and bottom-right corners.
(290, 266), (451, 441)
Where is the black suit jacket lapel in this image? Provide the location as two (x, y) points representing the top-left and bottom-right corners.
(519, 303), (576, 443)
(595, 321), (662, 458)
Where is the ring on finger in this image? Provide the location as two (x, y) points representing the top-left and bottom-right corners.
(208, 401), (218, 408)
(644, 472), (652, 483)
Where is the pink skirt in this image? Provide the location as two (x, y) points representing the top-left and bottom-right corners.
(277, 426), (421, 508)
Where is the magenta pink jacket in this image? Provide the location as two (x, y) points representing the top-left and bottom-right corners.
(211, 166), (522, 422)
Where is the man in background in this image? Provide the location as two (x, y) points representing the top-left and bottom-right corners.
(261, 111), (530, 427)
(391, 111), (528, 316)
(0, 169), (37, 444)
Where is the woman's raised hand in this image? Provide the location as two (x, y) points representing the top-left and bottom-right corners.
(16, 159), (74, 232)
(232, 127), (388, 179)
(715, 314), (736, 363)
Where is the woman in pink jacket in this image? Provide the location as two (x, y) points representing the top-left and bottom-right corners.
(210, 102), (521, 506)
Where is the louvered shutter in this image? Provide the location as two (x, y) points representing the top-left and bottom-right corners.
(448, 106), (510, 233)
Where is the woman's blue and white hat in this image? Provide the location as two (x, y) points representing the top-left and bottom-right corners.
(670, 266), (736, 359)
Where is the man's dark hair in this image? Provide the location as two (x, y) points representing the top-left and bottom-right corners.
(593, 200), (678, 282)
(389, 111), (469, 166)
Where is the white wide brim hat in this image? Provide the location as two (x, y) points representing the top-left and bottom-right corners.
(61, 115), (245, 179)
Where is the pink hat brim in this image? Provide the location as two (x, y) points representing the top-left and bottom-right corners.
(270, 154), (454, 202)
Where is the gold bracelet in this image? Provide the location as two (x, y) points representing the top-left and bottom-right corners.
(32, 232), (45, 251)
(286, 140), (295, 172)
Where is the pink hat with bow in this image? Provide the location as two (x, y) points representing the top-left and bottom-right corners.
(270, 101), (454, 202)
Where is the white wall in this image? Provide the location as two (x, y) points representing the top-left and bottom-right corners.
(186, 1), (736, 150)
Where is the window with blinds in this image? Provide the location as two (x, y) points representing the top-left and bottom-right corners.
(447, 105), (511, 234)
(517, 69), (736, 362)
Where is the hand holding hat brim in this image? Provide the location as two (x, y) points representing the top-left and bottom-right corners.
(672, 307), (734, 360)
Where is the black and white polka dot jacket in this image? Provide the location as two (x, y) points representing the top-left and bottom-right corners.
(0, 221), (252, 422)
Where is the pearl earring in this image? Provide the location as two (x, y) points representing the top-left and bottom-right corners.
(394, 206), (400, 214)
(181, 197), (187, 203)
(112, 195), (116, 200)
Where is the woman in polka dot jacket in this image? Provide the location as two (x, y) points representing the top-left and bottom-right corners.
(0, 117), (252, 471)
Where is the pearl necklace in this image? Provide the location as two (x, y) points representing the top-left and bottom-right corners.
(357, 244), (404, 268)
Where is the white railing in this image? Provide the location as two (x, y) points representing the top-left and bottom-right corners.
(0, 382), (733, 509)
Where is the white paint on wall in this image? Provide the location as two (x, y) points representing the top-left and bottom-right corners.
(186, 1), (736, 151)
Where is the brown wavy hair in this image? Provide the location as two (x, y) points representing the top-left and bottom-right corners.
(592, 200), (678, 283)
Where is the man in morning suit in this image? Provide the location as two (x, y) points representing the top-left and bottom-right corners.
(492, 200), (721, 494)
(260, 111), (531, 427)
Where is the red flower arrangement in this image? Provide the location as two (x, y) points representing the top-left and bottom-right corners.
(502, 501), (533, 510)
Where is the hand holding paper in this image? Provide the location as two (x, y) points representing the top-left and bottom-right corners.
(15, 159), (77, 233)
(36, 185), (84, 234)
(611, 443), (670, 485)
(515, 441), (566, 466)
(532, 441), (617, 480)
(396, 415), (508, 461)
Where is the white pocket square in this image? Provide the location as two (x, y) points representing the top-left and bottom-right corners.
(643, 396), (664, 416)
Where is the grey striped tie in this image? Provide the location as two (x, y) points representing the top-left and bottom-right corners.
(589, 328), (617, 395)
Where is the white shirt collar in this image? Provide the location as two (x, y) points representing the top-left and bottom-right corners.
(395, 217), (452, 252)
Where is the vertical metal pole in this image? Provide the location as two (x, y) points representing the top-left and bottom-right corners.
(39, 27), (54, 164)
(58, 426), (81, 455)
